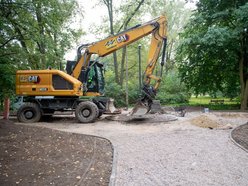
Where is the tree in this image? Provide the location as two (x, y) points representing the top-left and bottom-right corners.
(157, 70), (190, 104)
(177, 0), (248, 110)
(101, 0), (119, 84)
(148, 0), (192, 71)
(0, 0), (82, 103)
(99, 0), (145, 85)
(118, 0), (145, 87)
(92, 0), (193, 105)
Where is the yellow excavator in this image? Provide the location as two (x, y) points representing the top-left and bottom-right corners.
(16, 16), (167, 123)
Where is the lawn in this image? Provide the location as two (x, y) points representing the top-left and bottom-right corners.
(188, 96), (240, 110)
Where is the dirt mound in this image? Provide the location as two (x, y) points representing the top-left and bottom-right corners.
(190, 114), (233, 129)
(190, 115), (219, 129)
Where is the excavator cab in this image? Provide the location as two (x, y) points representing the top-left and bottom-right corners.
(66, 60), (105, 95)
(15, 16), (167, 123)
(66, 60), (119, 115)
(85, 61), (105, 95)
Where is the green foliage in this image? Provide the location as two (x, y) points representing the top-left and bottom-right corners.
(189, 96), (239, 105)
(177, 0), (248, 109)
(98, 0), (194, 106)
(104, 71), (126, 107)
(148, 0), (192, 71)
(127, 82), (141, 104)
(0, 0), (82, 100)
(189, 96), (240, 110)
(157, 70), (191, 104)
(104, 70), (142, 107)
(105, 68), (194, 107)
(105, 82), (126, 107)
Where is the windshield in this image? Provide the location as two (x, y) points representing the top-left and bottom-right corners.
(96, 64), (105, 95)
(86, 62), (105, 95)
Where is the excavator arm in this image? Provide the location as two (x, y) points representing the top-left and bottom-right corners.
(15, 16), (168, 124)
(72, 16), (167, 115)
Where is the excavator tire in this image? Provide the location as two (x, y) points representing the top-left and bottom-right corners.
(75, 101), (99, 123)
(98, 110), (103, 118)
(17, 102), (41, 123)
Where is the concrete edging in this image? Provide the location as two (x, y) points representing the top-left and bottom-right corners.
(229, 123), (248, 153)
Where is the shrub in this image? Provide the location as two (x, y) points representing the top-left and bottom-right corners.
(157, 70), (190, 105)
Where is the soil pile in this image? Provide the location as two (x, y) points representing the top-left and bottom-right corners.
(0, 119), (113, 186)
(190, 115), (219, 129)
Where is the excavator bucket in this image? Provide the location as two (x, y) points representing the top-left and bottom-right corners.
(130, 101), (150, 116)
(104, 98), (121, 114)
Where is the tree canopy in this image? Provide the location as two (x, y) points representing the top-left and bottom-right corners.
(177, 0), (248, 109)
(0, 0), (82, 100)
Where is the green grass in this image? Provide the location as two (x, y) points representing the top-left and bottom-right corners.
(188, 96), (240, 110)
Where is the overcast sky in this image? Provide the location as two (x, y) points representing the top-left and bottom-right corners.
(64, 0), (196, 60)
(64, 0), (115, 60)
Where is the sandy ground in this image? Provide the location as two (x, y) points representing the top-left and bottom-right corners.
(17, 111), (248, 186)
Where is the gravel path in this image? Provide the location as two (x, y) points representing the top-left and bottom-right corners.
(23, 112), (248, 186)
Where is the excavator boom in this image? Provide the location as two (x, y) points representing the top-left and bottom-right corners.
(72, 16), (168, 115)
(15, 16), (168, 123)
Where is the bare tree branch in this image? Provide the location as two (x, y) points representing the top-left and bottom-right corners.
(0, 37), (16, 48)
(117, 0), (145, 33)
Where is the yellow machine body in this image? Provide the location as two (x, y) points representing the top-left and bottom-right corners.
(15, 16), (168, 123)
(16, 70), (83, 96)
(73, 16), (167, 91)
(16, 16), (167, 99)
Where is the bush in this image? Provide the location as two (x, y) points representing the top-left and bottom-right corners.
(104, 70), (144, 107)
(104, 71), (125, 107)
(157, 70), (190, 105)
(104, 70), (190, 107)
(105, 82), (126, 107)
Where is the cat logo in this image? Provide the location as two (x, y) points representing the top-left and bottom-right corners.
(117, 34), (129, 43)
(20, 75), (40, 83)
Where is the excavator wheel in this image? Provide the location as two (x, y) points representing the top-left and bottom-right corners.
(75, 101), (99, 123)
(17, 102), (41, 123)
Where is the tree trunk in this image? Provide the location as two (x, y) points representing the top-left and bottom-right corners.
(103, 0), (145, 85)
(113, 52), (119, 84)
(166, 39), (174, 72)
(239, 32), (248, 110)
(54, 32), (60, 68)
(118, 0), (145, 86)
(120, 46), (127, 87)
(239, 54), (248, 110)
(3, 97), (10, 120)
(125, 50), (129, 108)
(104, 0), (119, 84)
(34, 0), (46, 68)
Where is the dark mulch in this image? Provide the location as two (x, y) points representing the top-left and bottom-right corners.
(0, 119), (113, 186)
(231, 122), (248, 151)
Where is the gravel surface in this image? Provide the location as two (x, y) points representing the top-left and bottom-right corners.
(17, 111), (248, 186)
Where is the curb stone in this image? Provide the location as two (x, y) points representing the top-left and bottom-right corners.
(109, 144), (118, 186)
(229, 122), (248, 153)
